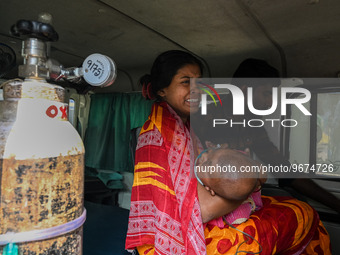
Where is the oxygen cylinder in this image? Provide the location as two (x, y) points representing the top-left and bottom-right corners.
(0, 78), (85, 254)
(0, 14), (116, 253)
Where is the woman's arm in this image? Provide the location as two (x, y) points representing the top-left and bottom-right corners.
(197, 182), (243, 223)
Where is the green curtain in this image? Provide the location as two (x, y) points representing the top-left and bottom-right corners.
(129, 93), (154, 130)
(84, 93), (153, 174)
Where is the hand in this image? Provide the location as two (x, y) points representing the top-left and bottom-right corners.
(205, 141), (229, 149)
(205, 185), (216, 196)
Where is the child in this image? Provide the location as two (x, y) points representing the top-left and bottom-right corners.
(195, 147), (265, 225)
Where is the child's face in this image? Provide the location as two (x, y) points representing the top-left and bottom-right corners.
(157, 64), (201, 123)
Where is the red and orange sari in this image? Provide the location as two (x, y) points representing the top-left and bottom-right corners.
(125, 102), (331, 255)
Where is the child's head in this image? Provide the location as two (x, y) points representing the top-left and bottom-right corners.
(195, 148), (266, 201)
(140, 50), (203, 122)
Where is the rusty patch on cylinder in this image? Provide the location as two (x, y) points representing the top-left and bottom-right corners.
(3, 82), (65, 102)
(0, 154), (84, 233)
(3, 82), (22, 99)
(0, 154), (84, 253)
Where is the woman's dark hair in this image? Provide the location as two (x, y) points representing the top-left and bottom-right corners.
(231, 58), (281, 87)
(140, 50), (203, 100)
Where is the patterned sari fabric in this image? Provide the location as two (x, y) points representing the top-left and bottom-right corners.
(126, 102), (331, 255)
(126, 102), (206, 254)
(205, 196), (331, 255)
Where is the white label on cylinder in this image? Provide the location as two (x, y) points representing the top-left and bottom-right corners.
(4, 99), (84, 159)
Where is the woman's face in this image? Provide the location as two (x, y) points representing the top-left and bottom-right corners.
(157, 64), (201, 123)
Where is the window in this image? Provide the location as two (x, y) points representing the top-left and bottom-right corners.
(285, 80), (340, 179)
(316, 93), (340, 177)
(68, 98), (76, 127)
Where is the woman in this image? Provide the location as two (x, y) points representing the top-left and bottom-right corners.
(125, 50), (331, 254)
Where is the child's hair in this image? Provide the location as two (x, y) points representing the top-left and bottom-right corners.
(197, 148), (260, 201)
(140, 50), (203, 100)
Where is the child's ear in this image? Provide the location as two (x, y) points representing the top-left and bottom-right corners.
(220, 143), (229, 149)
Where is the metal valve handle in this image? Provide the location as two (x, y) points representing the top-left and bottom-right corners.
(10, 15), (116, 88)
(10, 19), (59, 42)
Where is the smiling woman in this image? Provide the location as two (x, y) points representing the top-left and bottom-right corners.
(125, 50), (213, 254)
(156, 64), (201, 123)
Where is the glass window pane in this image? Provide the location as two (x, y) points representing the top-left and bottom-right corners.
(288, 97), (311, 168)
(317, 93), (340, 177)
(69, 98), (76, 127)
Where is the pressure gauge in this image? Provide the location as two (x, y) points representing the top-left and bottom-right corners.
(82, 54), (117, 87)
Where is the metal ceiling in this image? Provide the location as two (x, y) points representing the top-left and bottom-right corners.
(0, 0), (340, 92)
